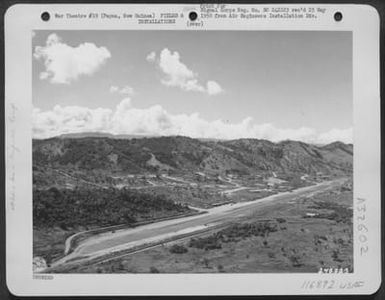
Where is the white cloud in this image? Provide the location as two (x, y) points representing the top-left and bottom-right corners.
(147, 48), (223, 95)
(33, 99), (352, 145)
(34, 33), (111, 84)
(207, 81), (223, 95)
(146, 51), (156, 62)
(317, 128), (353, 144)
(32, 105), (112, 137)
(110, 85), (135, 96)
(109, 86), (119, 93)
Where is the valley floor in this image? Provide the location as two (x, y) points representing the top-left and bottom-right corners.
(45, 179), (353, 273)
(33, 171), (315, 267)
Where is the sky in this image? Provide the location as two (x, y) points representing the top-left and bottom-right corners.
(32, 30), (352, 144)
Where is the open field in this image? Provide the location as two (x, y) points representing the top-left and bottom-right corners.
(34, 167), (318, 208)
(41, 178), (352, 273)
(33, 171), (324, 267)
(70, 182), (352, 273)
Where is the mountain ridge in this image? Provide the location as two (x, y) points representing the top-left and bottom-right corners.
(33, 135), (353, 177)
(38, 132), (352, 147)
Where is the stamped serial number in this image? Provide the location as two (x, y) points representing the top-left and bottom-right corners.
(356, 197), (369, 256)
(301, 279), (364, 290)
(318, 267), (350, 274)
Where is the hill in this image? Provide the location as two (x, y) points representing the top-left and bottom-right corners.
(33, 136), (353, 177)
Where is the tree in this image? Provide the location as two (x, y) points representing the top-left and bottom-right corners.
(150, 266), (160, 273)
(169, 244), (188, 254)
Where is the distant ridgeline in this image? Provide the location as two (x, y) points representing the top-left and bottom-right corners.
(32, 135), (353, 177)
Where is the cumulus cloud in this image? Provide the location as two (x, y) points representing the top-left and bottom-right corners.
(146, 51), (156, 62)
(147, 48), (223, 95)
(33, 99), (352, 144)
(207, 81), (223, 95)
(34, 33), (111, 84)
(32, 105), (112, 137)
(317, 128), (353, 144)
(110, 85), (135, 96)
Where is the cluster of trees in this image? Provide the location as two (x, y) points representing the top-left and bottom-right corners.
(189, 235), (222, 251)
(169, 244), (188, 254)
(219, 221), (279, 239)
(189, 221), (280, 251)
(145, 185), (227, 208)
(33, 187), (189, 229)
(308, 201), (352, 224)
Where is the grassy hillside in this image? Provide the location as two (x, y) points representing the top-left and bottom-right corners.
(33, 136), (353, 179)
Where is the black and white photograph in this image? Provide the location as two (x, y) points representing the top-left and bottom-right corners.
(4, 3), (381, 296)
(32, 30), (354, 274)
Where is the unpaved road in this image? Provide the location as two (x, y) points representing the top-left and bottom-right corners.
(51, 179), (343, 270)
